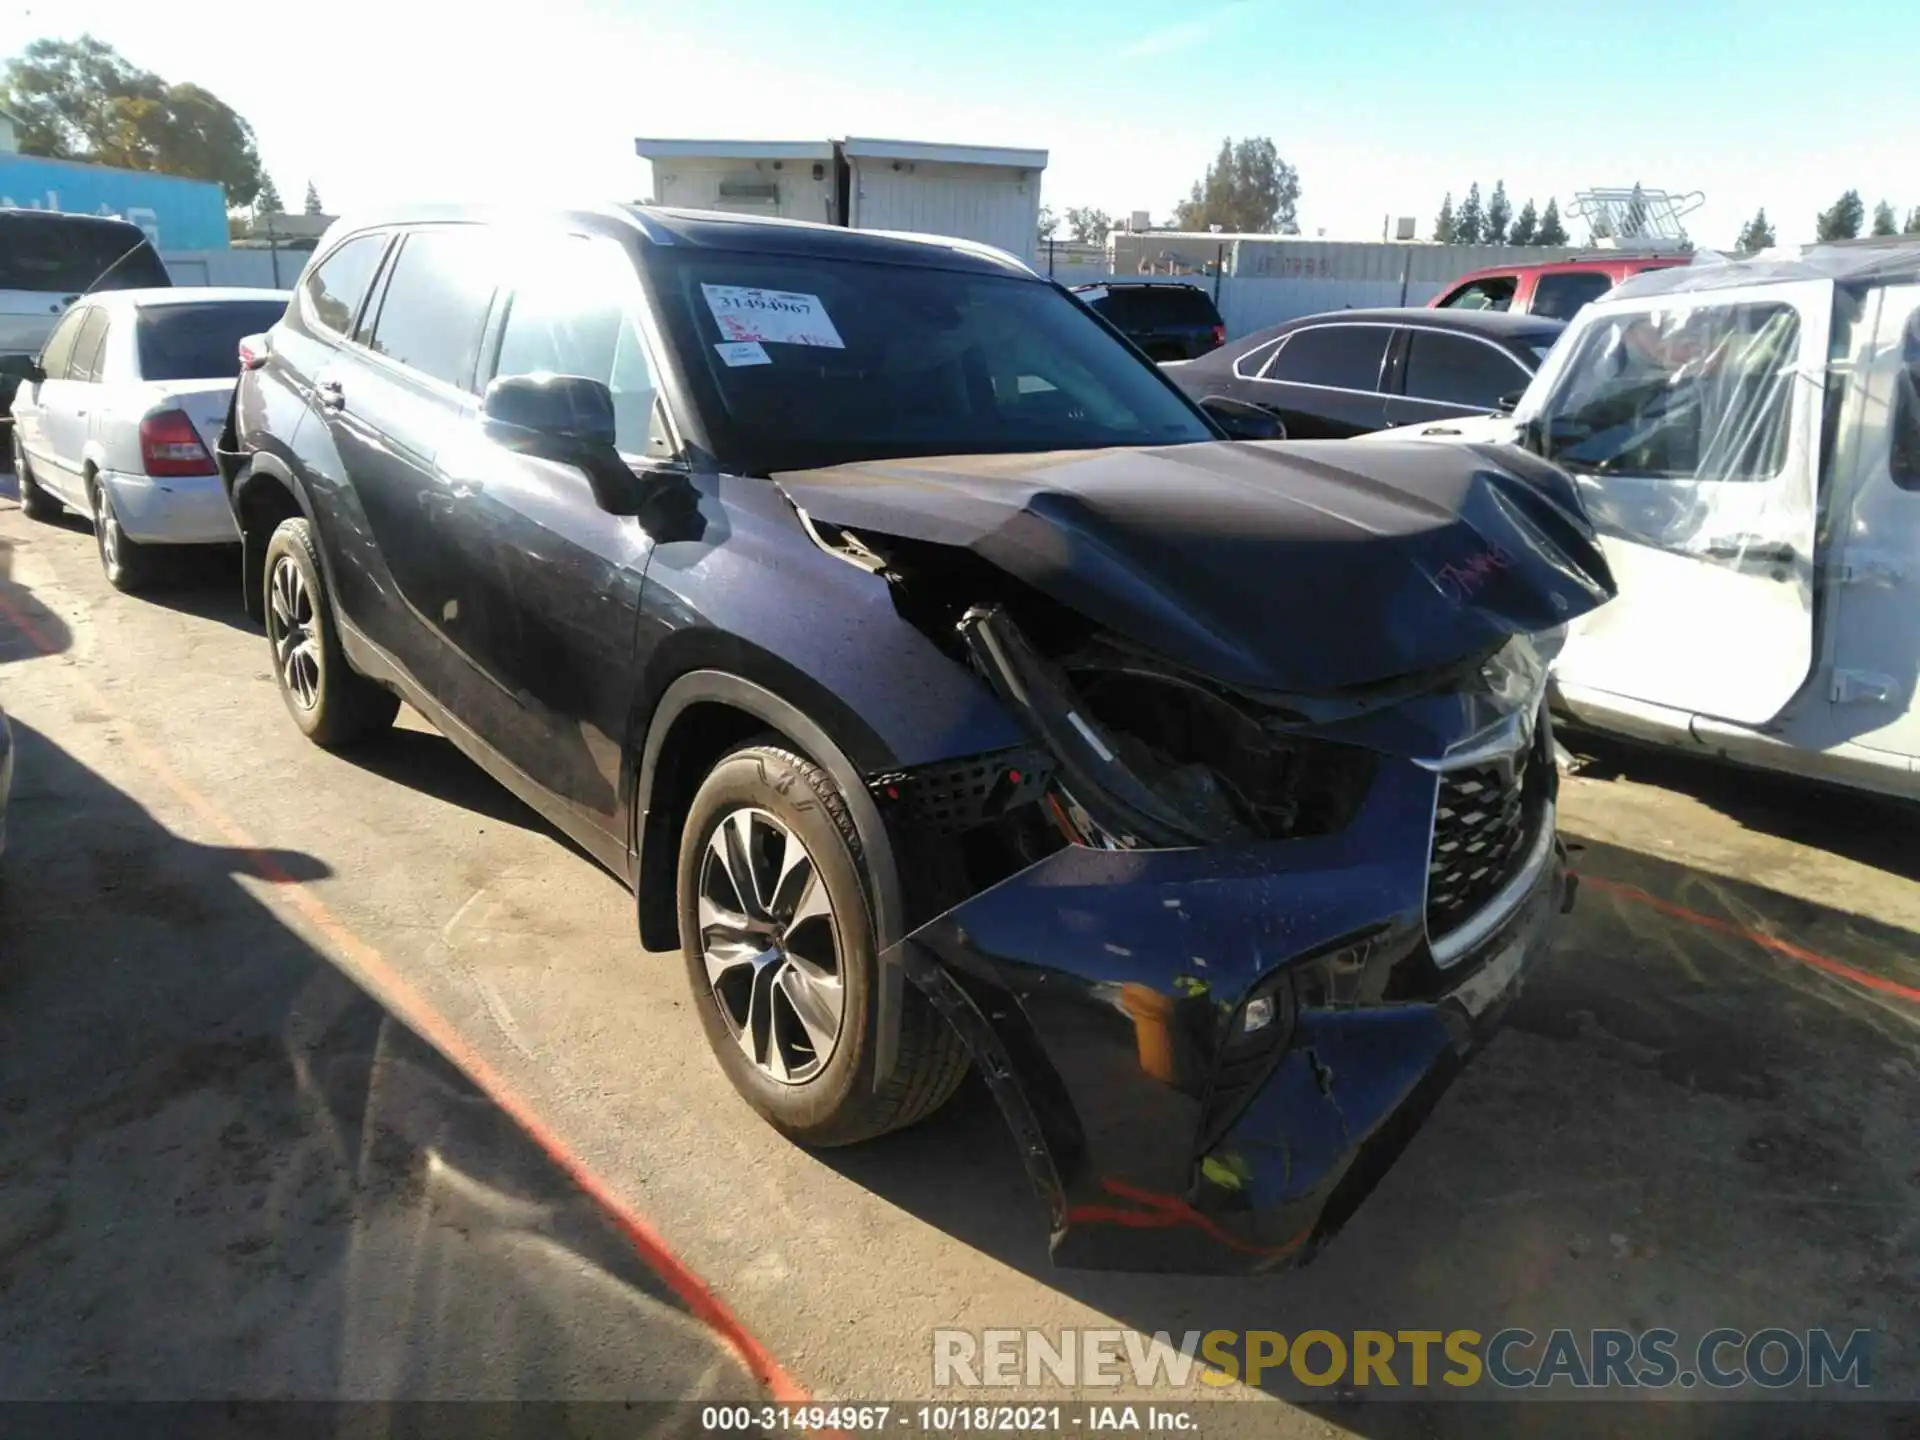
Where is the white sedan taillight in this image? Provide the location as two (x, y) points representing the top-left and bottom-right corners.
(139, 409), (216, 477)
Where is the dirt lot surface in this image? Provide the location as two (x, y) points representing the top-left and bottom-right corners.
(2, 475), (1915, 1437)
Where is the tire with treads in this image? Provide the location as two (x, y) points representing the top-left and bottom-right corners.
(262, 516), (399, 747)
(677, 741), (969, 1146)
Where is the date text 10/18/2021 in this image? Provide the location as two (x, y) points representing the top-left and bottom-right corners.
(702, 1406), (1194, 1433)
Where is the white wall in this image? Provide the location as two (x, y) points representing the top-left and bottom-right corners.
(649, 157), (837, 226)
(848, 159), (1041, 265)
(1216, 274), (1449, 334)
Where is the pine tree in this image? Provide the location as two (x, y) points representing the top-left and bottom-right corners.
(1906, 207), (1920, 235)
(1815, 190), (1865, 241)
(254, 175), (284, 216)
(1432, 192), (1455, 244)
(1871, 200), (1898, 236)
(1453, 183), (1485, 245)
(303, 181), (324, 215)
(1535, 198), (1569, 247)
(1485, 181), (1512, 244)
(1508, 198), (1538, 246)
(1735, 207), (1776, 253)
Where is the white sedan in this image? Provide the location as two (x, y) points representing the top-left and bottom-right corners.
(9, 287), (290, 591)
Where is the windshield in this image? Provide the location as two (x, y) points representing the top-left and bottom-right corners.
(136, 301), (288, 381)
(0, 214), (172, 293)
(645, 249), (1215, 473)
(1535, 302), (1801, 480)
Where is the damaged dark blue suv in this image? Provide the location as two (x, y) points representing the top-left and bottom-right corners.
(218, 204), (1613, 1273)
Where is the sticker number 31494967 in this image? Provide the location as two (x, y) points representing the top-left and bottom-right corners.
(701, 285), (846, 349)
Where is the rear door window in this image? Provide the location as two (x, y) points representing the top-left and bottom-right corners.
(301, 234), (389, 338)
(1532, 272), (1615, 321)
(1402, 329), (1532, 408)
(1440, 276), (1517, 312)
(1264, 325), (1391, 391)
(366, 228), (497, 392)
(37, 305), (87, 378)
(67, 308), (112, 384)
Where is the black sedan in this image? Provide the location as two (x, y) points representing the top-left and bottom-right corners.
(1164, 307), (1565, 439)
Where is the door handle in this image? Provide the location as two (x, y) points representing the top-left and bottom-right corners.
(318, 380), (345, 411)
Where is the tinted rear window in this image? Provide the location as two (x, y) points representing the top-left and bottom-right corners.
(1531, 272), (1614, 321)
(1265, 325), (1391, 391)
(136, 301), (290, 381)
(1096, 286), (1221, 327)
(0, 214), (171, 293)
(1402, 329), (1532, 408)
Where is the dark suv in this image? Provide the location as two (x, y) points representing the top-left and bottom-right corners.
(219, 204), (1611, 1273)
(1070, 281), (1226, 360)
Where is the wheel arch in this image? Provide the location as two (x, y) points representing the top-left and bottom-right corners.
(231, 457), (315, 622)
(633, 669), (912, 1091)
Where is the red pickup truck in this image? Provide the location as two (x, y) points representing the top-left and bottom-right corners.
(1431, 254), (1689, 321)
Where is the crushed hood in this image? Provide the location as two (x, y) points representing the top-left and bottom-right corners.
(775, 439), (1615, 694)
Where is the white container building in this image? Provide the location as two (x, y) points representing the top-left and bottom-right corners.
(636, 136), (1048, 264)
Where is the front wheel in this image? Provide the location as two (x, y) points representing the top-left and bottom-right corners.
(262, 517), (398, 747)
(677, 742), (969, 1146)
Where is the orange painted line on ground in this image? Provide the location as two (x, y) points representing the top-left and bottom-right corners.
(0, 583), (810, 1404)
(1581, 872), (1920, 1006)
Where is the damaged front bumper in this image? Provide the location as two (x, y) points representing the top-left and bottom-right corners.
(874, 614), (1575, 1275)
(889, 768), (1573, 1274)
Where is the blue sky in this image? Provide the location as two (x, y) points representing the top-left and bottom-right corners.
(4, 0), (1911, 247)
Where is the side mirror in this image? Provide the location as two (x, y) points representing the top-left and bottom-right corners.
(1493, 388), (1526, 415)
(482, 372), (618, 453)
(1200, 394), (1287, 441)
(483, 372), (654, 515)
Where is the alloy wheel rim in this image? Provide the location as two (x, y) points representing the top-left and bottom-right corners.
(697, 806), (844, 1085)
(97, 494), (120, 569)
(266, 555), (322, 711)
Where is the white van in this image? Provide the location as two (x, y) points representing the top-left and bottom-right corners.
(1358, 241), (1920, 800)
(1, 208), (172, 426)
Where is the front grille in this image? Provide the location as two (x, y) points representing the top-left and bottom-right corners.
(1426, 718), (1548, 940)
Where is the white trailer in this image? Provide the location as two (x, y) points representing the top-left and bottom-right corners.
(636, 137), (1048, 265)
(839, 138), (1046, 266)
(635, 140), (838, 226)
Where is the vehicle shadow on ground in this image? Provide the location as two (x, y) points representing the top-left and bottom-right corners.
(822, 836), (1920, 1434)
(1561, 730), (1918, 883)
(129, 542), (261, 634)
(0, 534), (73, 660)
(337, 724), (605, 873)
(0, 719), (761, 1413)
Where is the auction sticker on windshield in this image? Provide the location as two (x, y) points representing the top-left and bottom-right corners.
(701, 285), (846, 348)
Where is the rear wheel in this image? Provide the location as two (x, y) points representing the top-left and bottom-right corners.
(677, 742), (969, 1146)
(262, 516), (398, 747)
(11, 435), (59, 522)
(91, 480), (155, 593)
